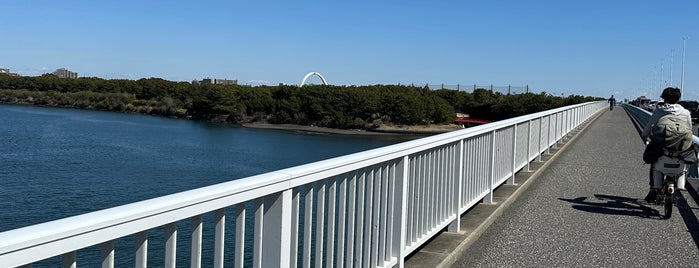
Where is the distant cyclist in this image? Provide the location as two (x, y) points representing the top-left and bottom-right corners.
(608, 95), (616, 110)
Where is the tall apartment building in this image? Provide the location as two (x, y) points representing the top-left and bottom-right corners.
(53, 68), (78, 78)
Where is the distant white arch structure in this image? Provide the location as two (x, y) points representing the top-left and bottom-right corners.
(299, 72), (328, 87)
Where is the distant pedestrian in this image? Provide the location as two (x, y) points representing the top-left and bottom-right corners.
(608, 95), (616, 110)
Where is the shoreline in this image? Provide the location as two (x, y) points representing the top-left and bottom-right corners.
(0, 102), (463, 136)
(241, 122), (463, 136)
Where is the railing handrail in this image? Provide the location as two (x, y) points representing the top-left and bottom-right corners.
(0, 101), (607, 267)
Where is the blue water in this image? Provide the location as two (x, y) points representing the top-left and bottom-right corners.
(0, 104), (406, 234)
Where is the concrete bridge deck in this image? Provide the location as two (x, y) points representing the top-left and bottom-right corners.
(407, 107), (699, 267)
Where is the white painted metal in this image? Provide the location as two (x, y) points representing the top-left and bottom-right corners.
(290, 188), (301, 267)
(164, 222), (176, 268)
(234, 203), (245, 268)
(336, 175), (348, 268)
(315, 181), (326, 267)
(0, 102), (606, 268)
(62, 251), (75, 268)
(135, 231), (147, 268)
(345, 173), (357, 268)
(190, 215), (202, 268)
(101, 241), (114, 268)
(252, 199), (263, 268)
(327, 177), (337, 268)
(214, 209), (225, 268)
(303, 184), (313, 268)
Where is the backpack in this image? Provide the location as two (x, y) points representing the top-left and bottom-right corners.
(650, 113), (693, 154)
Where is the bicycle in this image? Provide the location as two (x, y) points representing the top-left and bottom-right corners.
(652, 155), (686, 219)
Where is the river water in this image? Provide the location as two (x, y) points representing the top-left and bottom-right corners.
(0, 105), (406, 233)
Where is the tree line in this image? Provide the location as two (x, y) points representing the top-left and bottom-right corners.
(0, 74), (601, 129)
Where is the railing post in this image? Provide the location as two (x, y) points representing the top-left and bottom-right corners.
(553, 112), (559, 148)
(448, 140), (464, 232)
(164, 223), (177, 268)
(509, 125), (517, 185)
(262, 190), (293, 267)
(526, 119), (532, 171)
(485, 130), (496, 204)
(191, 215), (203, 268)
(327, 178), (337, 268)
(135, 231), (147, 268)
(235, 203), (246, 268)
(393, 156), (410, 268)
(538, 117), (543, 161)
(101, 241), (114, 268)
(214, 208), (225, 268)
(62, 251), (76, 268)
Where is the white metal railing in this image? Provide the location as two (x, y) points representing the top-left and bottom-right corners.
(0, 101), (607, 268)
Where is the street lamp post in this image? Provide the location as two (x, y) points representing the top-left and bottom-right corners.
(670, 49), (674, 87)
(681, 37), (687, 95)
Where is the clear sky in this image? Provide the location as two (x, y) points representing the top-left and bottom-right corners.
(1, 1), (698, 100)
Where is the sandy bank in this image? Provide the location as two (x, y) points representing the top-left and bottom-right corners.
(241, 122), (463, 136)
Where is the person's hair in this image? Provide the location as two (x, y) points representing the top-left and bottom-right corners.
(661, 87), (682, 104)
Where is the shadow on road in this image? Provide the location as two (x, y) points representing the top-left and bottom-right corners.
(559, 194), (659, 219)
(679, 186), (699, 251)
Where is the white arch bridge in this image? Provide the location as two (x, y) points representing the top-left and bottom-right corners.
(299, 72), (327, 87)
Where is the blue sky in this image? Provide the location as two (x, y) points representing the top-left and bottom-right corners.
(1, 1), (698, 100)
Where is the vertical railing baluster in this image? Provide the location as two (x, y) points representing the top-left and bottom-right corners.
(326, 177), (337, 268)
(449, 140), (463, 232)
(407, 156), (416, 244)
(395, 155), (410, 268)
(234, 203), (246, 268)
(486, 130), (496, 203)
(253, 199), (264, 268)
(510, 125), (517, 184)
(526, 120), (532, 171)
(291, 188), (301, 268)
(370, 167), (381, 266)
(135, 231), (148, 268)
(346, 172), (357, 268)
(386, 162), (397, 263)
(303, 184), (314, 268)
(363, 168), (375, 267)
(62, 251), (76, 268)
(214, 208), (225, 268)
(337, 174), (348, 268)
(315, 180), (326, 267)
(261, 191), (292, 267)
(101, 241), (114, 268)
(378, 164), (389, 264)
(354, 170), (366, 267)
(191, 215), (203, 268)
(164, 222), (177, 268)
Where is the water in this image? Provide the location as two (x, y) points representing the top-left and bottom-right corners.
(0, 104), (406, 233)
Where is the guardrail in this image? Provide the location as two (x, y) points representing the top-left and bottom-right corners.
(0, 101), (607, 268)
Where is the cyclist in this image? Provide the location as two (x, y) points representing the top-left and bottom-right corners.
(642, 87), (692, 202)
(608, 95), (616, 110)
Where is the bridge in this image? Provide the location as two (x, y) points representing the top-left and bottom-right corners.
(2, 102), (699, 267)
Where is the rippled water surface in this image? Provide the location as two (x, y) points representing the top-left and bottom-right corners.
(0, 104), (405, 232)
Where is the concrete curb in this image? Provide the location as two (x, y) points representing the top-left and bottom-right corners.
(405, 109), (607, 268)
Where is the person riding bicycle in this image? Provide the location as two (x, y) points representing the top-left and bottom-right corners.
(608, 95), (616, 110)
(642, 87), (692, 202)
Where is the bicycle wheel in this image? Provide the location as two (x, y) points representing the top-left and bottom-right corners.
(664, 194), (673, 219)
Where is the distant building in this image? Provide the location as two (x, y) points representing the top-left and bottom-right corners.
(193, 77), (237, 86)
(52, 68), (78, 78)
(0, 68), (21, 77)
